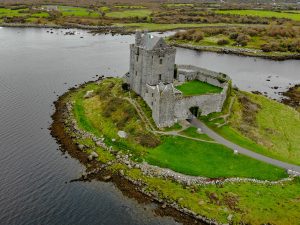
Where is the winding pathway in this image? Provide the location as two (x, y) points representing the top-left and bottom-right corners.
(189, 118), (300, 174)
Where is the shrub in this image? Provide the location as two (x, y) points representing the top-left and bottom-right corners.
(217, 39), (229, 45)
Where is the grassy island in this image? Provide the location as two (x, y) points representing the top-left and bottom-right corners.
(51, 77), (300, 225)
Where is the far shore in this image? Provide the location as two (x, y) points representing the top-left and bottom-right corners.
(1, 23), (300, 61)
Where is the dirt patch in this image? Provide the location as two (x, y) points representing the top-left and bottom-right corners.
(238, 94), (261, 127)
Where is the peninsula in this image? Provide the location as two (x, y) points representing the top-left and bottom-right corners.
(51, 32), (300, 225)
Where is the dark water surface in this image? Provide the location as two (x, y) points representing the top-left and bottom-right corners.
(0, 27), (299, 225)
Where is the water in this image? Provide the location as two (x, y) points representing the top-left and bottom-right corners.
(0, 27), (299, 225)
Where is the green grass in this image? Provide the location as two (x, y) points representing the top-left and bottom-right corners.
(99, 6), (110, 12)
(58, 6), (99, 18)
(0, 8), (28, 18)
(180, 127), (213, 141)
(216, 9), (300, 21)
(71, 79), (287, 180)
(115, 23), (228, 31)
(146, 136), (287, 180)
(176, 80), (223, 96)
(106, 9), (152, 18)
(202, 91), (300, 166)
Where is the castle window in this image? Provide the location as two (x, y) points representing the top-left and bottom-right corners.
(151, 102), (153, 106)
(152, 93), (154, 97)
(159, 74), (162, 81)
(136, 55), (139, 62)
(160, 58), (163, 64)
(135, 71), (137, 76)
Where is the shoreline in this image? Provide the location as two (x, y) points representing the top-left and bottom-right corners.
(50, 79), (210, 225)
(172, 43), (300, 61)
(1, 23), (300, 60)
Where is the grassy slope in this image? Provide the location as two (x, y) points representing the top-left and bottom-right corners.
(176, 80), (223, 96)
(146, 136), (286, 180)
(216, 9), (300, 21)
(202, 91), (300, 166)
(69, 79), (300, 224)
(58, 6), (99, 17)
(72, 79), (287, 180)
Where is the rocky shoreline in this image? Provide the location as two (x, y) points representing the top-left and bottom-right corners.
(172, 43), (300, 61)
(281, 84), (300, 111)
(50, 79), (212, 225)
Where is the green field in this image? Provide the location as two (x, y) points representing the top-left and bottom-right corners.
(176, 80), (223, 96)
(216, 9), (300, 21)
(164, 3), (194, 7)
(202, 91), (300, 166)
(114, 5), (146, 9)
(67, 79), (300, 224)
(146, 136), (286, 180)
(106, 9), (152, 18)
(71, 79), (287, 180)
(58, 6), (99, 17)
(0, 8), (27, 18)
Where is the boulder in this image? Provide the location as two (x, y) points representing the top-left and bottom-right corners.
(84, 90), (94, 98)
(117, 130), (128, 138)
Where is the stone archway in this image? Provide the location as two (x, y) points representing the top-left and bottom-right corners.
(189, 106), (201, 118)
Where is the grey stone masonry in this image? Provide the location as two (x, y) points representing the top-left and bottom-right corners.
(124, 32), (231, 128)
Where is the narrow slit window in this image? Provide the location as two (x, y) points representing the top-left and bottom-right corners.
(160, 58), (163, 64)
(159, 74), (162, 81)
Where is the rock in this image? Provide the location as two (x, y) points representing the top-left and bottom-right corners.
(78, 144), (84, 150)
(84, 90), (94, 98)
(117, 130), (128, 138)
(227, 214), (233, 221)
(196, 128), (202, 133)
(103, 175), (112, 181)
(161, 203), (167, 209)
(119, 170), (125, 176)
(234, 149), (239, 155)
(112, 138), (116, 142)
(88, 151), (99, 161)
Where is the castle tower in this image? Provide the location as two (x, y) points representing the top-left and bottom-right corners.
(128, 31), (176, 97)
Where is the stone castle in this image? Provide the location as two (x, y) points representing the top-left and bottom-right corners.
(124, 31), (231, 128)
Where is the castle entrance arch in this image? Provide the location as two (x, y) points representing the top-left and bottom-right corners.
(189, 106), (201, 118)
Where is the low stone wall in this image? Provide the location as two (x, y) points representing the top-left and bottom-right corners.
(177, 64), (229, 88)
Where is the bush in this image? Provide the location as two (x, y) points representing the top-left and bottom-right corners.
(217, 39), (229, 45)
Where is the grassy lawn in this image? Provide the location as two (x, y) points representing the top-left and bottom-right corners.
(58, 6), (99, 18)
(106, 9), (152, 18)
(215, 9), (300, 21)
(202, 91), (300, 166)
(114, 23), (228, 31)
(66, 79), (300, 224)
(146, 136), (286, 180)
(176, 80), (223, 96)
(71, 78), (287, 180)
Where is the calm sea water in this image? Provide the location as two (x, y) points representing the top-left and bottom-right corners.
(0, 27), (299, 225)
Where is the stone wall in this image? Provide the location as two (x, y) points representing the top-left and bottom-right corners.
(174, 83), (229, 119)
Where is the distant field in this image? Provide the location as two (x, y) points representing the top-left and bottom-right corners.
(58, 6), (99, 17)
(164, 3), (194, 8)
(114, 5), (146, 9)
(0, 8), (27, 17)
(216, 9), (300, 21)
(106, 9), (151, 18)
(115, 23), (228, 31)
